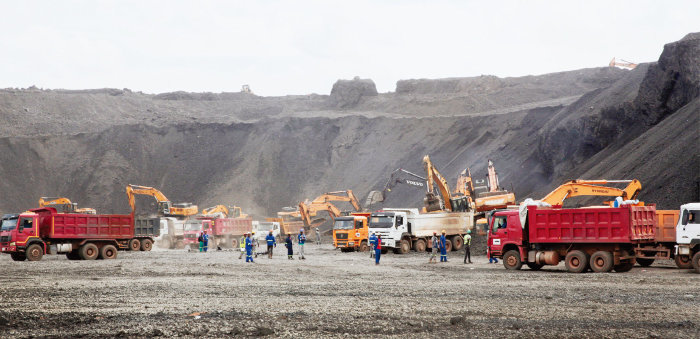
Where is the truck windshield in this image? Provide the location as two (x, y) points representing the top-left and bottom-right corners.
(184, 222), (202, 231)
(1, 218), (17, 231)
(333, 220), (354, 230)
(257, 223), (273, 231)
(369, 216), (394, 228)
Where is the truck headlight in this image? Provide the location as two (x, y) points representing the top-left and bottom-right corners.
(10, 242), (15, 246)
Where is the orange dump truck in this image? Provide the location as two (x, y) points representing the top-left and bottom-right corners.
(333, 212), (370, 252)
(634, 209), (689, 268)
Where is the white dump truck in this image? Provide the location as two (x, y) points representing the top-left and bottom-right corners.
(154, 217), (186, 249)
(252, 221), (282, 243)
(676, 203), (700, 273)
(368, 208), (474, 254)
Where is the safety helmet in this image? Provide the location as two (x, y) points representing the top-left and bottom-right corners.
(252, 231), (256, 234)
(441, 229), (446, 233)
(269, 230), (273, 233)
(433, 231), (437, 235)
(467, 230), (471, 234)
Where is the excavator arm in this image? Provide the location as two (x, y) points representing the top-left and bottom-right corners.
(299, 201), (341, 227)
(423, 155), (454, 212)
(126, 184), (198, 217)
(202, 205), (229, 217)
(541, 179), (642, 206)
(309, 190), (363, 212)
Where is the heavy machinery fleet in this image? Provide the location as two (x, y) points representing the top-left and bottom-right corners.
(1, 155), (697, 273)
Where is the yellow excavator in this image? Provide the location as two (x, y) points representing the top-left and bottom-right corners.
(298, 201), (342, 228)
(201, 205), (249, 218)
(297, 190), (362, 226)
(38, 197), (97, 214)
(609, 57), (638, 70)
(474, 160), (516, 212)
(126, 184), (198, 217)
(540, 179), (642, 206)
(423, 155), (473, 212)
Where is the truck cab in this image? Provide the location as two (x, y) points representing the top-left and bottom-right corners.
(0, 213), (38, 256)
(368, 209), (414, 249)
(676, 203), (700, 272)
(183, 219), (209, 249)
(486, 209), (524, 259)
(253, 221), (281, 242)
(333, 214), (369, 252)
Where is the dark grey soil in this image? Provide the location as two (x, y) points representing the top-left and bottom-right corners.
(0, 246), (697, 338)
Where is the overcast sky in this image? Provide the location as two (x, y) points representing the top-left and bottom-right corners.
(0, 1), (697, 96)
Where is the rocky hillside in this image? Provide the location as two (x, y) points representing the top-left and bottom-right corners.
(0, 34), (697, 216)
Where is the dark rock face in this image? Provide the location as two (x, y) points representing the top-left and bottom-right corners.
(329, 78), (378, 108)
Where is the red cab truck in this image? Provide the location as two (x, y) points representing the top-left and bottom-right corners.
(183, 216), (253, 249)
(0, 208), (157, 261)
(487, 204), (656, 273)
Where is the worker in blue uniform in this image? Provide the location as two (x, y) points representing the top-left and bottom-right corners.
(265, 230), (276, 259)
(245, 232), (254, 263)
(439, 230), (448, 262)
(369, 233), (377, 258)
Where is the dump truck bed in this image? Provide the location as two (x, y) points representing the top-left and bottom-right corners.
(527, 205), (656, 244)
(408, 211), (473, 237)
(36, 209), (134, 240)
(211, 217), (253, 236)
(134, 217), (160, 237)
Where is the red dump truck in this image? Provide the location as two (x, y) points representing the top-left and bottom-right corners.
(183, 216), (253, 249)
(0, 207), (157, 261)
(487, 204), (656, 273)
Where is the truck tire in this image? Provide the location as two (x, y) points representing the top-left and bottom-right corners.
(359, 240), (369, 252)
(66, 251), (81, 260)
(413, 239), (426, 252)
(675, 255), (693, 269)
(340, 248), (353, 253)
(613, 261), (635, 272)
(451, 235), (463, 251)
(79, 243), (99, 260)
(99, 245), (118, 259)
(10, 252), (26, 261)
(692, 252), (700, 273)
(398, 239), (410, 254)
(565, 250), (589, 273)
(636, 258), (655, 267)
(140, 239), (153, 251)
(444, 239), (453, 252)
(503, 250), (523, 270)
(230, 238), (238, 249)
(526, 262), (543, 271)
(175, 240), (184, 249)
(158, 236), (172, 249)
(128, 239), (141, 251)
(590, 251), (614, 273)
(26, 244), (44, 261)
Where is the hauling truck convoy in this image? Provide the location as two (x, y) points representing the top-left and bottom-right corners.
(0, 207), (157, 261)
(368, 208), (473, 254)
(487, 203), (656, 273)
(333, 212), (370, 252)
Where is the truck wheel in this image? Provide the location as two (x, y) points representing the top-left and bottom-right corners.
(526, 262), (543, 271)
(79, 243), (99, 260)
(26, 244), (44, 261)
(359, 240), (369, 252)
(451, 235), (463, 251)
(230, 238), (238, 249)
(565, 250), (589, 273)
(445, 239), (453, 252)
(675, 255), (693, 269)
(636, 258), (655, 267)
(140, 239), (153, 251)
(398, 239), (410, 254)
(381, 249), (388, 254)
(340, 248), (352, 253)
(692, 252), (700, 273)
(10, 253), (26, 261)
(66, 251), (81, 260)
(413, 239), (426, 252)
(590, 251), (614, 273)
(99, 245), (118, 259)
(128, 239), (141, 251)
(158, 236), (172, 249)
(503, 250), (523, 270)
(175, 240), (184, 249)
(613, 261), (635, 272)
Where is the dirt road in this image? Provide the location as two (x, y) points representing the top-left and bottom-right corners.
(1, 245), (697, 338)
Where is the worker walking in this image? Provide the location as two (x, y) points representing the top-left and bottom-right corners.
(488, 247), (499, 264)
(198, 232), (204, 252)
(315, 228), (322, 245)
(439, 230), (447, 262)
(374, 235), (382, 265)
(429, 232), (438, 263)
(369, 232), (377, 258)
(265, 230), (276, 259)
(251, 231), (259, 258)
(463, 230), (472, 264)
(285, 234), (294, 260)
(238, 234), (246, 259)
(298, 229), (307, 260)
(200, 230), (209, 253)
(245, 233), (254, 263)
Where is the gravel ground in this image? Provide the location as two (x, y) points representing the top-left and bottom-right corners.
(1, 244), (698, 338)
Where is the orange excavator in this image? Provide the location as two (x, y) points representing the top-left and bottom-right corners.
(473, 160), (516, 212)
(540, 179), (642, 207)
(126, 184), (198, 218)
(38, 197), (97, 214)
(297, 190), (363, 226)
(201, 205), (249, 218)
(423, 155), (473, 212)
